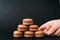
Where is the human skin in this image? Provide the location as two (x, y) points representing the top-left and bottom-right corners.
(38, 19), (60, 36)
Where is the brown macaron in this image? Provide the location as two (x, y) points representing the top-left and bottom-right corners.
(22, 18), (33, 25)
(35, 31), (45, 37)
(13, 31), (23, 37)
(29, 25), (38, 31)
(24, 31), (33, 37)
(17, 24), (27, 32)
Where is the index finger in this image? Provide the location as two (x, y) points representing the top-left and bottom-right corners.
(38, 24), (46, 31)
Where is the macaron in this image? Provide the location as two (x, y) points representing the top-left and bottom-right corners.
(35, 31), (45, 37)
(13, 31), (23, 37)
(24, 31), (33, 37)
(29, 25), (38, 31)
(17, 24), (27, 31)
(22, 18), (33, 25)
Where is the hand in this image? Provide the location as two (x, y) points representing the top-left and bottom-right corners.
(38, 19), (60, 36)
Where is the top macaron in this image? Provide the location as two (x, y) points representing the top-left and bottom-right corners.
(22, 18), (33, 25)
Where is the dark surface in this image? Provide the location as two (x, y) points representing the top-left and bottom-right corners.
(0, 0), (60, 40)
(1, 36), (60, 40)
(12, 36), (60, 40)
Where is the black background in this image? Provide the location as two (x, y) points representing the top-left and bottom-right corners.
(0, 0), (60, 40)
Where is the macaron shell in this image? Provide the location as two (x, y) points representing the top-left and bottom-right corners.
(35, 31), (44, 35)
(18, 25), (27, 29)
(24, 31), (33, 34)
(23, 23), (33, 25)
(24, 35), (33, 37)
(13, 31), (22, 35)
(35, 35), (44, 37)
(23, 18), (33, 22)
(29, 25), (38, 29)
(13, 35), (22, 37)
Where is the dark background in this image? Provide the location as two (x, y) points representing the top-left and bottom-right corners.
(0, 0), (60, 40)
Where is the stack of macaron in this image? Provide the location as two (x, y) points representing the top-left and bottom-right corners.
(13, 18), (45, 38)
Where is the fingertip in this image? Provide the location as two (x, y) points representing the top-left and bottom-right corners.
(46, 32), (51, 35)
(38, 23), (49, 31)
(43, 29), (48, 34)
(39, 26), (46, 30)
(38, 27), (43, 31)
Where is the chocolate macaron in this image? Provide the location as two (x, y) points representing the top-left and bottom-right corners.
(23, 18), (33, 26)
(24, 31), (33, 37)
(35, 31), (45, 37)
(29, 25), (38, 31)
(17, 24), (27, 32)
(13, 31), (23, 37)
